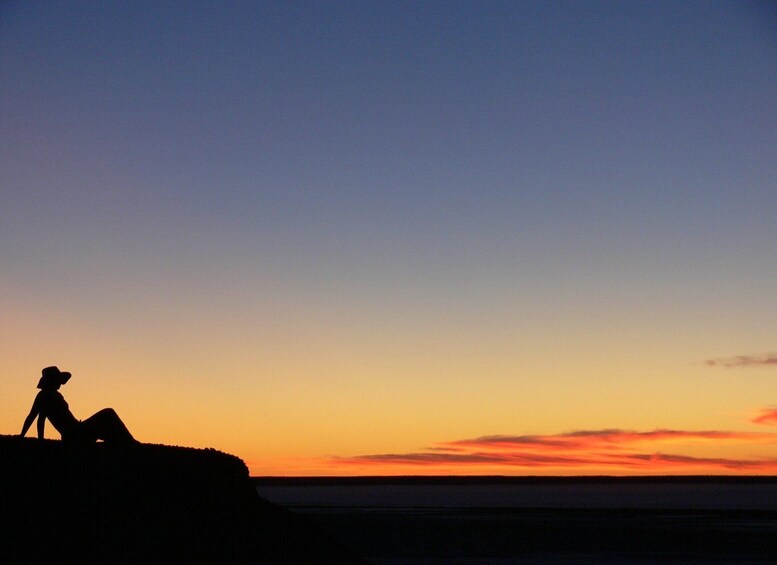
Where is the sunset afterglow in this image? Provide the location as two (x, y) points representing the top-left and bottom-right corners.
(2, 2), (776, 476)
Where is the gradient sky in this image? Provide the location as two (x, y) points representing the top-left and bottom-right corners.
(2, 1), (776, 475)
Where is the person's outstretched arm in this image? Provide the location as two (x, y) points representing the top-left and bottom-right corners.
(20, 394), (42, 438)
(36, 406), (47, 439)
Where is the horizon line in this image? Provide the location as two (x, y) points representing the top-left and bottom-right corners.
(252, 474), (777, 484)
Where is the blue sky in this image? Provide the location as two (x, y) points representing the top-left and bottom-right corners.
(4, 2), (775, 278)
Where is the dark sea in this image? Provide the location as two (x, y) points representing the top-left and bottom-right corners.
(255, 477), (777, 564)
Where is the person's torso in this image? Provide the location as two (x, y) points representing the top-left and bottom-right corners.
(40, 390), (79, 433)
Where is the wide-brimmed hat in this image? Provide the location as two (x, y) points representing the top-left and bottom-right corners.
(37, 366), (72, 389)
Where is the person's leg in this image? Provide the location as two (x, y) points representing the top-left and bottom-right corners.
(80, 408), (135, 443)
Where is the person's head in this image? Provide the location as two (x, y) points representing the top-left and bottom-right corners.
(37, 366), (71, 390)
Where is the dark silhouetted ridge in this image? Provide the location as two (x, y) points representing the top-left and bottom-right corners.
(0, 435), (368, 564)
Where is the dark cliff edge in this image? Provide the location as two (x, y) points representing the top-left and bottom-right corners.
(0, 436), (368, 564)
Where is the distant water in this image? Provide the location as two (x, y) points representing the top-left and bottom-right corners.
(256, 479), (777, 510)
(255, 479), (777, 564)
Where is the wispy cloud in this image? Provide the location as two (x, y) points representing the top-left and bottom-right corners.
(705, 354), (777, 368)
(329, 428), (777, 474)
(753, 407), (777, 426)
(447, 429), (766, 451)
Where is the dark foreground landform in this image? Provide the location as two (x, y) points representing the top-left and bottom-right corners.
(0, 436), (368, 564)
(256, 476), (777, 564)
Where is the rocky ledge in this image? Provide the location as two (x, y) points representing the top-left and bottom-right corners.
(0, 435), (367, 564)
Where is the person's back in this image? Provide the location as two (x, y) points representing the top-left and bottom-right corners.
(35, 388), (79, 437)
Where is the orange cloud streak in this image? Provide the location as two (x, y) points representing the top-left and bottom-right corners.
(447, 429), (777, 451)
(328, 428), (777, 475)
(753, 407), (777, 426)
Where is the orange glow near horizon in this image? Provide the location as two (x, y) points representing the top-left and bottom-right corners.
(6, 350), (777, 477)
(314, 427), (777, 477)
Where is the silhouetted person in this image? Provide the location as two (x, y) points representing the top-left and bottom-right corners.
(21, 366), (136, 444)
